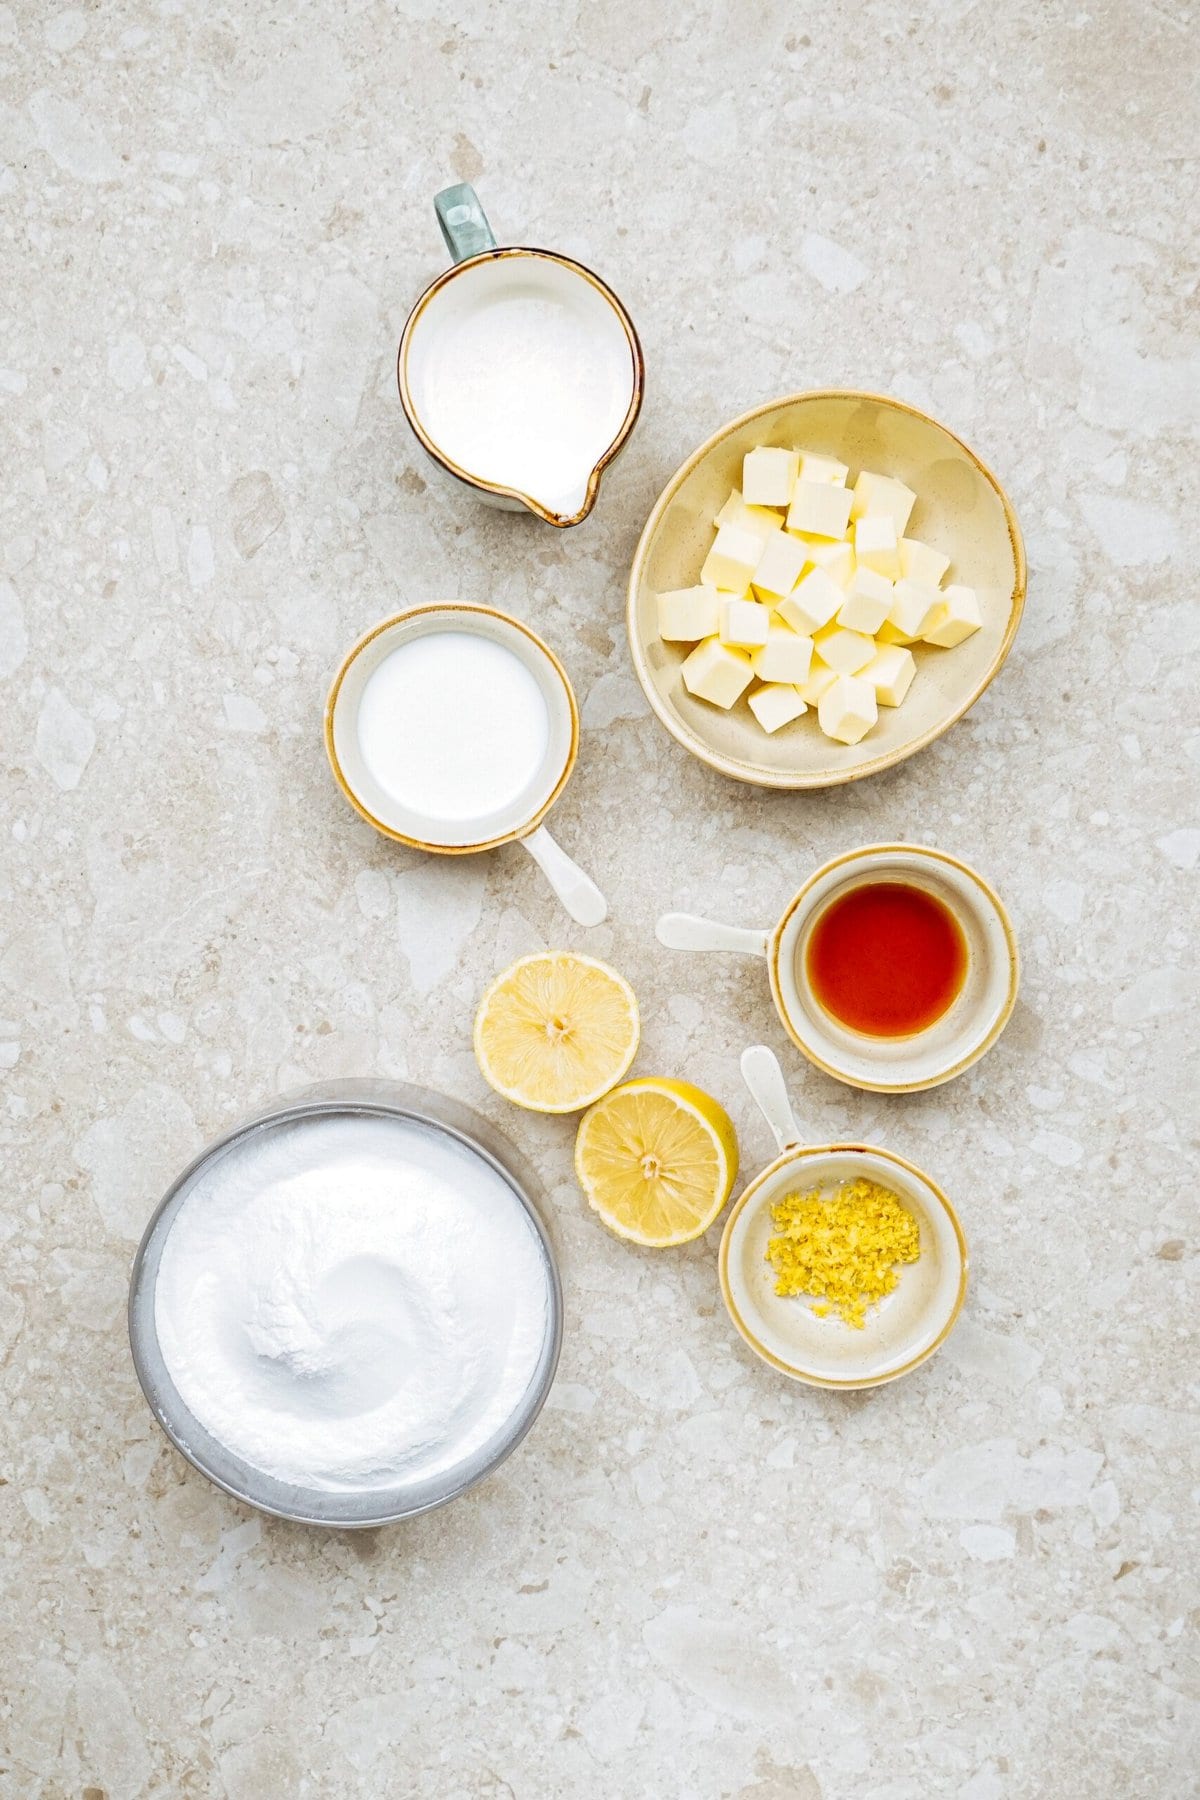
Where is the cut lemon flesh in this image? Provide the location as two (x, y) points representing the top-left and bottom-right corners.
(474, 952), (640, 1114)
(575, 1078), (739, 1247)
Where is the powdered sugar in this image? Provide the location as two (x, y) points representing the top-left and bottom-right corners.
(153, 1112), (551, 1492)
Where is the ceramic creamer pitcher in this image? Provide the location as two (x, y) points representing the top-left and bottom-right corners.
(397, 184), (644, 526)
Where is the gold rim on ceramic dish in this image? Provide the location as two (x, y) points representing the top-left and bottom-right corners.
(718, 1141), (970, 1389)
(626, 389), (1027, 788)
(397, 247), (646, 529)
(323, 602), (580, 855)
(765, 843), (1021, 1093)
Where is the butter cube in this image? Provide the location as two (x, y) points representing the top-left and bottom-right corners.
(681, 637), (755, 709)
(748, 683), (808, 733)
(818, 674), (878, 745)
(714, 489), (784, 539)
(752, 530), (808, 599)
(861, 643), (916, 707)
(849, 471), (917, 534)
(923, 583), (982, 647)
(898, 537), (950, 588)
(743, 447), (798, 508)
(719, 596), (771, 649)
(776, 567), (843, 635)
(657, 584), (721, 642)
(796, 535), (855, 588)
(751, 623), (814, 685)
(701, 523), (762, 595)
(796, 654), (838, 704)
(813, 623), (877, 676)
(884, 578), (941, 643)
(837, 566), (893, 634)
(854, 513), (900, 578)
(798, 452), (849, 486)
(786, 480), (853, 540)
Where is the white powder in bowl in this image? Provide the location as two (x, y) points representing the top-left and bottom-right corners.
(153, 1112), (552, 1493)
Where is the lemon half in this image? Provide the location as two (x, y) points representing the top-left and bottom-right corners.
(575, 1078), (739, 1247)
(474, 951), (640, 1114)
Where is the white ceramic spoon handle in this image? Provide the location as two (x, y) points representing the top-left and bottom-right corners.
(519, 825), (608, 927)
(740, 1045), (803, 1154)
(655, 913), (770, 957)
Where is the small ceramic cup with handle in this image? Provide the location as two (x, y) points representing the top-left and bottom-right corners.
(657, 844), (1018, 1092)
(719, 1045), (968, 1388)
(325, 603), (607, 927)
(397, 184), (644, 527)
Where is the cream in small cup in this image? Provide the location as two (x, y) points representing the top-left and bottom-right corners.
(398, 184), (644, 526)
(326, 604), (606, 926)
(657, 844), (1017, 1092)
(719, 1047), (967, 1388)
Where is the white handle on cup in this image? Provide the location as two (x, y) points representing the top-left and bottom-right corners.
(520, 825), (608, 928)
(655, 912), (770, 957)
(740, 1045), (803, 1154)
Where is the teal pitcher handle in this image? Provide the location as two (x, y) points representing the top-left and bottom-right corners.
(434, 183), (497, 264)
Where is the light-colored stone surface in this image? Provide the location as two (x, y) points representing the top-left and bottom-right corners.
(1, 3), (1196, 1794)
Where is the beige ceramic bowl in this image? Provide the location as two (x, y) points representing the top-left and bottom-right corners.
(658, 844), (1019, 1093)
(627, 391), (1026, 788)
(720, 1048), (968, 1388)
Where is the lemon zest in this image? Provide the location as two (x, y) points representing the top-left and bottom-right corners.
(766, 1178), (920, 1329)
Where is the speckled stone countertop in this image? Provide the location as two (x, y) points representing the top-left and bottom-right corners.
(1, 3), (1196, 1796)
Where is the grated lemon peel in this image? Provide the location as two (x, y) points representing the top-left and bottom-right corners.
(766, 1177), (920, 1328)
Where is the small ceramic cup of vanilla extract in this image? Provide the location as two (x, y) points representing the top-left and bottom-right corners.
(657, 844), (1019, 1093)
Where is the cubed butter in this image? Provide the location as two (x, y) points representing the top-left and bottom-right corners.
(748, 683), (808, 733)
(849, 471), (917, 533)
(714, 489), (784, 538)
(798, 452), (849, 486)
(837, 565), (893, 634)
(742, 446), (798, 507)
(786, 480), (853, 540)
(657, 584), (721, 642)
(817, 674), (878, 746)
(922, 583), (982, 647)
(719, 596), (771, 649)
(813, 623), (877, 676)
(898, 536), (950, 588)
(688, 455), (976, 736)
(681, 637), (755, 709)
(796, 535), (855, 588)
(854, 513), (901, 578)
(885, 578), (941, 643)
(776, 566), (843, 635)
(752, 530), (808, 598)
(751, 623), (814, 685)
(861, 643), (916, 707)
(796, 654), (838, 704)
(701, 522), (762, 595)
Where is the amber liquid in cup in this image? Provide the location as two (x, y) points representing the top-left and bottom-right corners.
(806, 881), (967, 1038)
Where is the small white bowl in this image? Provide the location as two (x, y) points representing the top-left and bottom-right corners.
(720, 1048), (968, 1388)
(659, 844), (1019, 1093)
(325, 604), (607, 926)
